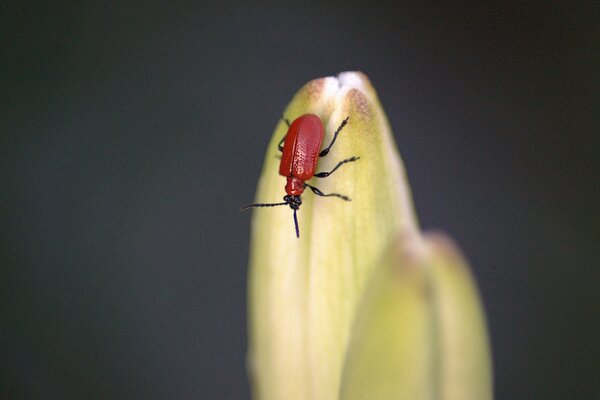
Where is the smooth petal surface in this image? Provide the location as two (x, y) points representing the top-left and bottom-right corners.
(427, 233), (493, 400)
(340, 233), (493, 400)
(247, 72), (418, 400)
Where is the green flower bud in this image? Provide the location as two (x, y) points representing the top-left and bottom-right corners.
(245, 72), (492, 400)
(247, 72), (418, 400)
(340, 233), (493, 400)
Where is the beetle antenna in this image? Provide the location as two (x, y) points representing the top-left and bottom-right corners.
(293, 209), (299, 238)
(240, 202), (287, 211)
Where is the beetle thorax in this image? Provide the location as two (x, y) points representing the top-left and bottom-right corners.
(285, 176), (305, 196)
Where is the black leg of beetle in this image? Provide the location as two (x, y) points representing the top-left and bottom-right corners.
(319, 116), (349, 157)
(277, 116), (291, 152)
(314, 156), (360, 178)
(304, 183), (351, 201)
(277, 135), (286, 152)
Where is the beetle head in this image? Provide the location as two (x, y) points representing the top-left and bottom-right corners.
(283, 195), (302, 210)
(239, 195), (302, 238)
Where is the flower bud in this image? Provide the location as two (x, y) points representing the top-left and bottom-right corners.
(340, 233), (492, 400)
(245, 72), (491, 400)
(247, 72), (418, 400)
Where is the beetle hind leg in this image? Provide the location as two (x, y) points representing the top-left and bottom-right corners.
(319, 116), (350, 157)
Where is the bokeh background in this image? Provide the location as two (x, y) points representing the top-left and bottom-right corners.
(2, 2), (598, 399)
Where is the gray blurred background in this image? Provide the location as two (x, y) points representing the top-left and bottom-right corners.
(2, 2), (598, 399)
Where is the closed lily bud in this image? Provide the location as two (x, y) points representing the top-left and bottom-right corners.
(246, 72), (418, 400)
(340, 233), (493, 400)
(244, 72), (491, 400)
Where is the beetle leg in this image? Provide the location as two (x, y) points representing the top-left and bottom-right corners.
(276, 116), (291, 152)
(314, 156), (360, 178)
(277, 135), (286, 152)
(319, 116), (349, 157)
(304, 183), (351, 201)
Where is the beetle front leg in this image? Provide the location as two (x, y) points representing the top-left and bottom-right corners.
(314, 156), (360, 178)
(304, 183), (351, 201)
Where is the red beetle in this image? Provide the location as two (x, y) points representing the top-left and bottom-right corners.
(241, 114), (359, 238)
